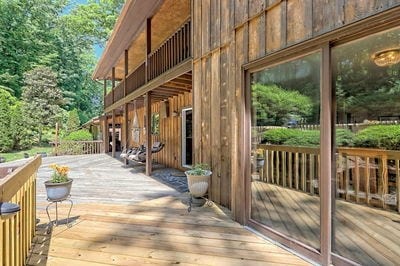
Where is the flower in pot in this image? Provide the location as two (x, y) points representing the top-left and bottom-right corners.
(45, 164), (73, 201)
(185, 163), (212, 198)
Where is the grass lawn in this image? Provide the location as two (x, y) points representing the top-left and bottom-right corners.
(0, 146), (54, 163)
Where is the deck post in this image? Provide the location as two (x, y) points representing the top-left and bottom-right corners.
(112, 110), (116, 158)
(145, 92), (152, 176)
(102, 115), (109, 154)
(112, 67), (115, 103)
(123, 49), (129, 164)
(145, 17), (151, 82)
(103, 79), (107, 109)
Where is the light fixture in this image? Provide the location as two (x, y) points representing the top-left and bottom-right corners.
(372, 48), (400, 67)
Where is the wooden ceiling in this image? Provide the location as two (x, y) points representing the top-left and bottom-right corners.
(93, 0), (190, 80)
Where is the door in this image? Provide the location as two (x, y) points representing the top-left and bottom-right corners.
(182, 108), (193, 167)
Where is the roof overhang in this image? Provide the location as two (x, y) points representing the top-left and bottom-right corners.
(92, 0), (163, 80)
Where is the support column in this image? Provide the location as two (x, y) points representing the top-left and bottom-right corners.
(123, 49), (129, 164)
(145, 17), (151, 82)
(111, 67), (115, 102)
(103, 80), (107, 109)
(103, 115), (109, 153)
(112, 110), (116, 158)
(145, 92), (152, 176)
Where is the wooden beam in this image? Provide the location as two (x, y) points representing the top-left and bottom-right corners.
(103, 80), (107, 109)
(145, 92), (152, 176)
(123, 103), (129, 165)
(146, 17), (152, 82)
(103, 116), (109, 154)
(112, 67), (116, 102)
(112, 110), (116, 158)
(124, 50), (129, 96)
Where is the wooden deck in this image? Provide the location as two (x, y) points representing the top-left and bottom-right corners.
(252, 181), (400, 265)
(26, 154), (310, 265)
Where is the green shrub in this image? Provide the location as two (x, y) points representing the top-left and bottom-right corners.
(336, 129), (355, 147)
(263, 128), (354, 147)
(354, 125), (400, 150)
(263, 128), (298, 145)
(63, 129), (92, 141)
(283, 130), (320, 147)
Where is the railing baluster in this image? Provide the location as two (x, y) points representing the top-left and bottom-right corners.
(282, 151), (286, 187)
(295, 152), (299, 190)
(355, 156), (360, 203)
(396, 159), (400, 212)
(310, 154), (315, 195)
(365, 156), (370, 206)
(288, 152), (292, 188)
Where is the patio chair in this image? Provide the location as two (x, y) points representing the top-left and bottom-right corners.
(128, 142), (164, 162)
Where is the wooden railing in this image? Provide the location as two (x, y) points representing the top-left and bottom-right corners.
(126, 62), (146, 95)
(104, 93), (113, 108)
(55, 140), (104, 155)
(0, 155), (41, 266)
(103, 20), (192, 109)
(256, 144), (400, 212)
(148, 20), (191, 81)
(113, 81), (124, 103)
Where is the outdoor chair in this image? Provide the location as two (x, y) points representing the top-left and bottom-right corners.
(128, 142), (164, 162)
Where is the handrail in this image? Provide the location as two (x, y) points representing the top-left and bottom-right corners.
(255, 145), (400, 212)
(0, 155), (42, 266)
(55, 140), (104, 155)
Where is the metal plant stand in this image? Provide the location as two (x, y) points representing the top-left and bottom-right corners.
(187, 195), (213, 212)
(46, 197), (73, 234)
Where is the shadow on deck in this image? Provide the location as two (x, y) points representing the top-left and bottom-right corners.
(27, 154), (310, 265)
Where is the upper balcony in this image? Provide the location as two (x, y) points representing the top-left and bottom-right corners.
(93, 0), (192, 112)
(104, 19), (191, 111)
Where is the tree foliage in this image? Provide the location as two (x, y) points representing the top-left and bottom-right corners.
(0, 0), (123, 150)
(0, 89), (16, 152)
(252, 84), (313, 126)
(66, 109), (81, 134)
(21, 66), (64, 143)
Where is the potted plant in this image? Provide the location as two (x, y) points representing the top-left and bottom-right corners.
(185, 163), (212, 197)
(185, 163), (212, 211)
(45, 164), (73, 201)
(255, 149), (265, 168)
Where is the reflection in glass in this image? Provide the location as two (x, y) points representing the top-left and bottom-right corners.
(250, 53), (321, 249)
(333, 27), (400, 265)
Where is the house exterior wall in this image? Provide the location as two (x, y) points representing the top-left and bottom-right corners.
(122, 92), (192, 170)
(192, 0), (400, 221)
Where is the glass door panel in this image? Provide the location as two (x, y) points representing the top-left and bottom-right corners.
(250, 52), (321, 249)
(332, 26), (400, 265)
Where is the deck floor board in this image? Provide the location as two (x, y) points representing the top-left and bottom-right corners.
(26, 155), (309, 266)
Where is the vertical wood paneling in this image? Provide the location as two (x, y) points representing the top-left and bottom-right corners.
(211, 50), (221, 203)
(220, 46), (232, 207)
(344, 0), (389, 24)
(220, 0), (234, 44)
(201, 0), (211, 54)
(210, 0), (221, 49)
(234, 0), (248, 26)
(193, 62), (202, 163)
(266, 4), (282, 52)
(249, 15), (266, 61)
(313, 0), (344, 35)
(249, 0), (265, 16)
(193, 0), (202, 59)
(232, 23), (248, 223)
(201, 57), (212, 166)
(287, 0), (312, 45)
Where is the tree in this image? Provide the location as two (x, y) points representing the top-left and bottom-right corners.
(10, 102), (34, 150)
(66, 109), (81, 133)
(252, 84), (313, 126)
(0, 88), (16, 152)
(21, 66), (64, 143)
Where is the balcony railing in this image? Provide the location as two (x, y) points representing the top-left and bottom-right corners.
(127, 62), (146, 95)
(255, 144), (400, 212)
(104, 20), (191, 109)
(148, 20), (191, 81)
(0, 155), (41, 266)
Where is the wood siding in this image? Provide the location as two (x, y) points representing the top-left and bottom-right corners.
(192, 0), (400, 220)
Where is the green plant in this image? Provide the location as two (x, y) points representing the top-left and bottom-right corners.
(186, 163), (211, 176)
(63, 129), (92, 141)
(49, 164), (70, 183)
(354, 125), (400, 150)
